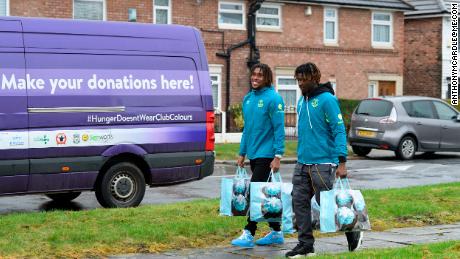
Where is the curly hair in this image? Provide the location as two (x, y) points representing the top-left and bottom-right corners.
(294, 62), (321, 84)
(251, 63), (273, 87)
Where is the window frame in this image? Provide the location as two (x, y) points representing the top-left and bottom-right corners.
(73, 0), (106, 21)
(276, 76), (300, 113)
(210, 73), (222, 111)
(0, 0), (9, 16)
(329, 79), (337, 94)
(368, 81), (378, 98)
(256, 3), (282, 31)
(218, 1), (246, 30)
(371, 11), (393, 48)
(153, 0), (172, 25)
(323, 7), (338, 45)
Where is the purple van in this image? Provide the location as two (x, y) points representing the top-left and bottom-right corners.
(0, 17), (215, 208)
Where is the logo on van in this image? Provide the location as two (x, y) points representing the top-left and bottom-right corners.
(9, 136), (25, 147)
(73, 134), (81, 144)
(33, 135), (50, 145)
(82, 134), (89, 142)
(56, 133), (67, 145)
(90, 133), (113, 143)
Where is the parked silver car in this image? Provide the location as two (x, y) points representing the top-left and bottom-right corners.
(348, 96), (460, 160)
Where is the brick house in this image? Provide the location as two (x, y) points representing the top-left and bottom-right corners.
(404, 0), (454, 99)
(0, 0), (412, 141)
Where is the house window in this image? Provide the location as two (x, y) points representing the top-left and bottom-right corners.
(73, 0), (105, 21)
(324, 8), (338, 44)
(330, 80), (337, 93)
(372, 12), (392, 47)
(218, 1), (245, 30)
(0, 0), (8, 16)
(277, 77), (299, 113)
(368, 81), (377, 98)
(256, 4), (281, 30)
(154, 0), (171, 24)
(210, 74), (221, 110)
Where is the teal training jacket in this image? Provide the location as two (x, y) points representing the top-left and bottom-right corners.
(297, 83), (348, 165)
(239, 86), (285, 160)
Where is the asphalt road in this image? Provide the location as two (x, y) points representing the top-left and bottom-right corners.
(0, 150), (459, 214)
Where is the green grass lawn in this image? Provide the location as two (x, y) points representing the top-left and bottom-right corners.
(1, 182), (459, 258)
(215, 141), (354, 161)
(215, 140), (298, 160)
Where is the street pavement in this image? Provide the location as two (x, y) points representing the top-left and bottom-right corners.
(110, 223), (460, 259)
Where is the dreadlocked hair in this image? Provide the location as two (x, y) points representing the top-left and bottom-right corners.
(251, 63), (273, 87)
(295, 62), (321, 84)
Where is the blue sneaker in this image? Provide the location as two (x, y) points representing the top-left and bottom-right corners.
(231, 229), (255, 248)
(255, 229), (284, 246)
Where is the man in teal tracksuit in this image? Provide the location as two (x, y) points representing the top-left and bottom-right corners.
(231, 63), (285, 248)
(285, 63), (363, 258)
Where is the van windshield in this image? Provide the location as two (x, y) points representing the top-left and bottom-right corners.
(356, 100), (393, 117)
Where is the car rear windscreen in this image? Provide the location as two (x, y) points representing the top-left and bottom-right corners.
(355, 100), (393, 117)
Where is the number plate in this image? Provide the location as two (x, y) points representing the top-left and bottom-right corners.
(357, 130), (377, 138)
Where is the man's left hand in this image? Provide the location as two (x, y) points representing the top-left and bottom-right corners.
(270, 157), (281, 172)
(336, 162), (347, 178)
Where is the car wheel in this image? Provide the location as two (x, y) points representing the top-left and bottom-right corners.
(45, 192), (81, 203)
(396, 136), (417, 160)
(352, 145), (372, 157)
(96, 162), (146, 208)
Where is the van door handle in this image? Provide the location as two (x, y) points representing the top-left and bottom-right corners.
(442, 125), (448, 129)
(416, 122), (422, 125)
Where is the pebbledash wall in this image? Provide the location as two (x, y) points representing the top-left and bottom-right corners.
(6, 0), (407, 142)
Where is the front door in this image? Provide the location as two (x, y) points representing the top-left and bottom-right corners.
(378, 81), (396, 96)
(0, 20), (29, 194)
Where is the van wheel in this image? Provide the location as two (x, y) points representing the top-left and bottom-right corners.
(46, 192), (81, 203)
(396, 136), (417, 160)
(352, 146), (371, 157)
(96, 162), (146, 208)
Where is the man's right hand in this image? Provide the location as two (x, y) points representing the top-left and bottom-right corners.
(237, 155), (245, 168)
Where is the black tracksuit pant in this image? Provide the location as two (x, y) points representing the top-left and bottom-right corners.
(292, 163), (355, 249)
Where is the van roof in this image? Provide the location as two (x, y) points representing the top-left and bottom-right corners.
(0, 16), (204, 58)
(1, 16), (198, 41)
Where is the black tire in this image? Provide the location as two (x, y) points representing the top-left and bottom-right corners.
(95, 162), (146, 208)
(352, 145), (372, 157)
(395, 136), (417, 160)
(45, 192), (81, 203)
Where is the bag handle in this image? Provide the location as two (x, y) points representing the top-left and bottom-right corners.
(334, 177), (351, 190)
(341, 177), (352, 190)
(236, 166), (249, 179)
(269, 169), (283, 183)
